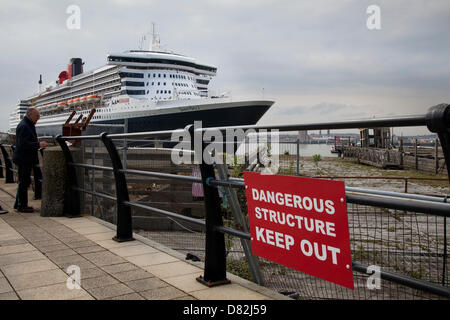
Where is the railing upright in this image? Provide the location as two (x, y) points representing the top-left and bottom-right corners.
(0, 147), (3, 179)
(425, 103), (450, 178)
(0, 144), (15, 183)
(187, 125), (230, 287)
(100, 132), (134, 242)
(55, 135), (81, 218)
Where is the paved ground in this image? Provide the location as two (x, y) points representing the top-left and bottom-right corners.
(0, 179), (288, 300)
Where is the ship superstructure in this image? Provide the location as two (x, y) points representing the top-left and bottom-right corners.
(9, 33), (273, 136)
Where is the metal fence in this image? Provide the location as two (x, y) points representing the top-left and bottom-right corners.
(2, 103), (450, 300)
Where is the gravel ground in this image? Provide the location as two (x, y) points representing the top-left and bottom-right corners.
(133, 157), (450, 300)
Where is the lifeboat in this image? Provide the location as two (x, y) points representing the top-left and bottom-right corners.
(73, 98), (81, 106)
(67, 99), (74, 106)
(80, 96), (88, 104)
(87, 94), (100, 102)
(56, 101), (66, 110)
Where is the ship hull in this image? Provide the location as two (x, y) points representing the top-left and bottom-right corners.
(35, 102), (272, 137)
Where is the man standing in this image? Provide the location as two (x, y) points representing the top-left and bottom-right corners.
(13, 107), (48, 213)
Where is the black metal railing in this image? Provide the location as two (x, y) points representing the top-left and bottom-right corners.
(2, 103), (449, 298)
(0, 144), (43, 199)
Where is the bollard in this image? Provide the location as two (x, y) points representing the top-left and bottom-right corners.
(40, 146), (69, 217)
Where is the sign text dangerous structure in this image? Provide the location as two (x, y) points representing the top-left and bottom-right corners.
(244, 171), (354, 289)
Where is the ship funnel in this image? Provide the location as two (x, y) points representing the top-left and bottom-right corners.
(70, 58), (83, 77)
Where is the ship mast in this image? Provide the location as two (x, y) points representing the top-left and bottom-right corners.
(149, 22), (160, 51)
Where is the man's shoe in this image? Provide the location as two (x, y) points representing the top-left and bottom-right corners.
(17, 207), (34, 213)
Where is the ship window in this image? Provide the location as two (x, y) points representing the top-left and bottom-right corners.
(164, 90), (167, 94)
(169, 90), (171, 94)
(151, 82), (154, 85)
(163, 74), (166, 78)
(121, 89), (145, 95)
(122, 81), (144, 87)
(156, 90), (159, 94)
(119, 72), (144, 78)
(163, 82), (166, 85)
(153, 74), (156, 77)
(158, 74), (161, 77)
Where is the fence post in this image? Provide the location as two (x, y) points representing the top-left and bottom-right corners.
(296, 139), (300, 176)
(33, 148), (44, 200)
(100, 132), (134, 243)
(0, 150), (3, 179)
(186, 125), (230, 287)
(0, 145), (15, 183)
(91, 141), (96, 217)
(197, 160), (230, 287)
(414, 138), (418, 170)
(399, 138), (404, 168)
(55, 136), (81, 218)
(435, 138), (439, 174)
(425, 104), (450, 179)
(216, 163), (264, 286)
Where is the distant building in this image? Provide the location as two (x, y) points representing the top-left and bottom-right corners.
(298, 130), (310, 143)
(360, 127), (392, 148)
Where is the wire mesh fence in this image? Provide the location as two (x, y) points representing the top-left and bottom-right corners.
(80, 139), (449, 300)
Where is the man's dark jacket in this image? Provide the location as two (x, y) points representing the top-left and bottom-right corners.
(13, 116), (39, 166)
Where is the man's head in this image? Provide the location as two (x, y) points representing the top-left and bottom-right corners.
(26, 107), (40, 124)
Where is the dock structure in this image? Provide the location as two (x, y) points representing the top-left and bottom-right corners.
(0, 181), (287, 300)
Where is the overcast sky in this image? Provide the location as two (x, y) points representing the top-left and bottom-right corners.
(1, 0), (449, 135)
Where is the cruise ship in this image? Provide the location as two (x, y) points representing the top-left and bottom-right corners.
(9, 34), (273, 137)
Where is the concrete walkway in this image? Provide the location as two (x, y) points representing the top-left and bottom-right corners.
(0, 179), (289, 300)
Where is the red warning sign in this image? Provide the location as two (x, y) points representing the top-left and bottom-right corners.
(244, 171), (354, 289)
